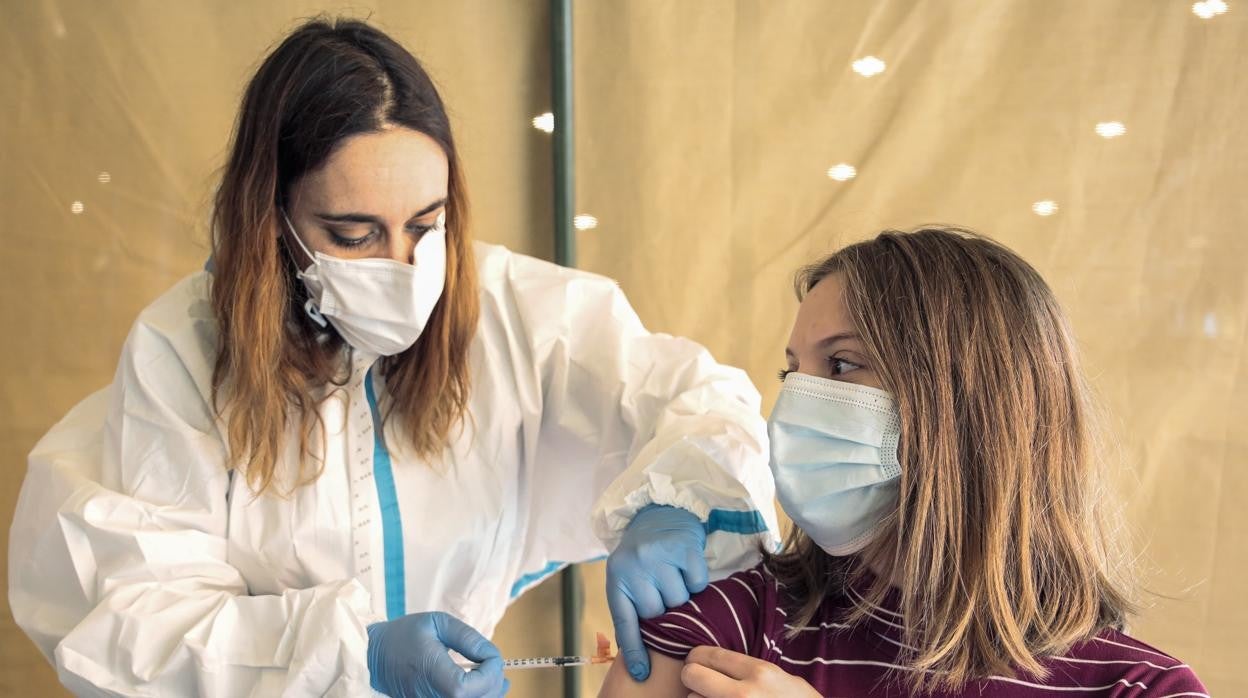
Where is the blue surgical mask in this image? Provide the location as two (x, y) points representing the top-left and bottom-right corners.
(768, 372), (902, 556)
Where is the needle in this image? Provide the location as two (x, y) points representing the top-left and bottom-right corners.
(456, 632), (616, 671)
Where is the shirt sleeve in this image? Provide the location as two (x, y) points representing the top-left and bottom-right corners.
(8, 294), (381, 697)
(498, 251), (780, 588)
(638, 568), (766, 660)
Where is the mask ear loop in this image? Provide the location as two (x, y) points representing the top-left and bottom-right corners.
(303, 298), (329, 328)
(279, 210), (330, 329)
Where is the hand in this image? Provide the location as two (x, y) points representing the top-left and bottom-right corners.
(367, 612), (508, 698)
(607, 504), (709, 681)
(682, 646), (821, 698)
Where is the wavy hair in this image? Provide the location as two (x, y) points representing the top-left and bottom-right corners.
(210, 18), (478, 494)
(767, 227), (1135, 692)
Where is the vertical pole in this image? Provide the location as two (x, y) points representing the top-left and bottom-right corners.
(551, 1), (581, 697)
(552, 0), (576, 268)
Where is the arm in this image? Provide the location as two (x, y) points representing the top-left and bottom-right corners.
(9, 314), (378, 696)
(504, 253), (779, 574)
(597, 652), (686, 698)
(498, 254), (778, 678)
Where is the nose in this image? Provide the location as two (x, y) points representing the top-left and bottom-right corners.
(792, 348), (826, 379)
(384, 229), (418, 264)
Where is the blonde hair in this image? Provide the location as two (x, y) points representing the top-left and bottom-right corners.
(767, 226), (1135, 693)
(209, 19), (479, 495)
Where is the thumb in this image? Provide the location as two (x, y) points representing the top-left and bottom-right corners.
(434, 613), (501, 663)
(621, 642), (651, 683)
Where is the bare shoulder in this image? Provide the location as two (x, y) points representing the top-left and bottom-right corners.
(597, 651), (686, 698)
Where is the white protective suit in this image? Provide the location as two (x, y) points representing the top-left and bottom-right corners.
(9, 241), (780, 697)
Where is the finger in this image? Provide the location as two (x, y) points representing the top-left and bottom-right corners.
(680, 661), (740, 697)
(654, 564), (691, 609)
(607, 586), (650, 681)
(426, 648), (497, 697)
(456, 655), (505, 697)
(682, 547), (710, 593)
(686, 645), (762, 681)
(435, 614), (501, 663)
(635, 579), (669, 619)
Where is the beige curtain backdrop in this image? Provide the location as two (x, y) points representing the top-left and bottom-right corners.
(572, 1), (1246, 696)
(2, 1), (1244, 697)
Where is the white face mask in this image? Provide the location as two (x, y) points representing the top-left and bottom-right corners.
(768, 372), (902, 556)
(282, 210), (448, 357)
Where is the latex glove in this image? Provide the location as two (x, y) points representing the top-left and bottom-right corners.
(683, 646), (822, 697)
(367, 612), (508, 698)
(607, 504), (709, 681)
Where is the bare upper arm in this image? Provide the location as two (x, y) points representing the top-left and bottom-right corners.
(596, 650), (686, 698)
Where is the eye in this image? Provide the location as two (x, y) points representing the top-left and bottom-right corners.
(406, 221), (435, 237)
(329, 228), (377, 248)
(830, 357), (863, 375)
(776, 368), (793, 382)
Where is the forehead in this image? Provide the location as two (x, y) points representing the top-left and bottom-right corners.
(790, 272), (855, 345)
(296, 127), (448, 210)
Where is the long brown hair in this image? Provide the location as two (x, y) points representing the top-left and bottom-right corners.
(767, 227), (1134, 692)
(210, 18), (479, 494)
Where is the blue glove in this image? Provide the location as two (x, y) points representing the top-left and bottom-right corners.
(606, 504), (709, 681)
(367, 612), (508, 698)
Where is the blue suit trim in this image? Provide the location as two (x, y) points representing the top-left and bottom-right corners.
(366, 370), (406, 620)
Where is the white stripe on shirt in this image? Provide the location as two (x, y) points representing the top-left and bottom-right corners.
(984, 676), (1148, 692)
(730, 576), (759, 606)
(667, 612), (720, 646)
(710, 583), (749, 651)
(783, 621), (852, 632)
(642, 628), (693, 652)
(1091, 636), (1177, 662)
(1050, 656), (1188, 672)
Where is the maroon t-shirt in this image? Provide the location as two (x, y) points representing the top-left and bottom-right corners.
(640, 564), (1208, 697)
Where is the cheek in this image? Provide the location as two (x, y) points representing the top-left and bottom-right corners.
(856, 371), (886, 390)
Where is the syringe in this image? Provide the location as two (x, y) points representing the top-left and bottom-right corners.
(457, 632), (616, 671)
(502, 655), (609, 670)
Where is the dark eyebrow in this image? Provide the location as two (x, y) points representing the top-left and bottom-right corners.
(313, 198), (447, 225)
(314, 212), (381, 224)
(815, 332), (860, 348)
(410, 198), (448, 219)
(785, 331), (861, 358)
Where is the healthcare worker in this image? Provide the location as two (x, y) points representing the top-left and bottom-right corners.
(8, 18), (778, 697)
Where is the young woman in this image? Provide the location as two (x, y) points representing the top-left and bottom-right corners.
(600, 228), (1208, 697)
(8, 18), (780, 697)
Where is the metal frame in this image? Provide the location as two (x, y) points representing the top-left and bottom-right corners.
(550, 1), (581, 697)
